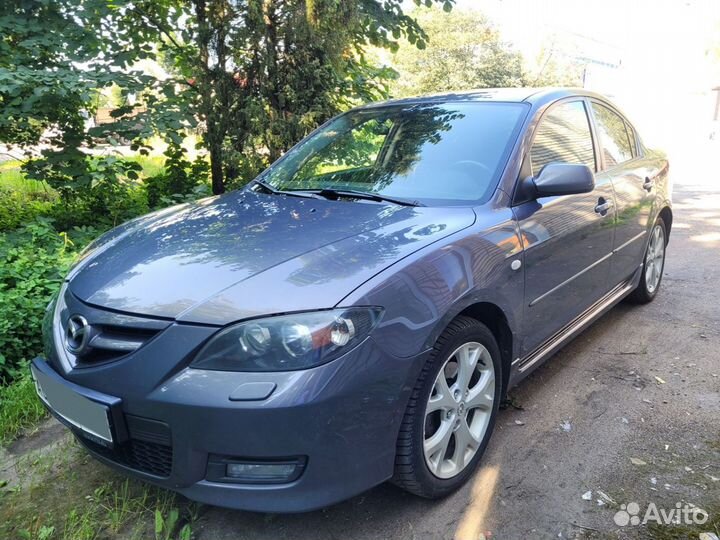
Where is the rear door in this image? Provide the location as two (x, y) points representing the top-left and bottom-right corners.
(514, 99), (616, 356)
(589, 101), (655, 284)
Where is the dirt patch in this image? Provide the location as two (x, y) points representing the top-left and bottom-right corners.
(6, 417), (67, 456)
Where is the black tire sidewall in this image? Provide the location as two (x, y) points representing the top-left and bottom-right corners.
(409, 320), (502, 497)
(637, 217), (667, 301)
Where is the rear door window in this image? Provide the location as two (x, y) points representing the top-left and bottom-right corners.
(591, 103), (634, 168)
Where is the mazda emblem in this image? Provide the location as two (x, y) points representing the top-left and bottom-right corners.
(65, 315), (91, 355)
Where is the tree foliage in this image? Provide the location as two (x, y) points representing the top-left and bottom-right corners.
(524, 38), (585, 87)
(389, 7), (524, 98)
(1, 0), (457, 197)
(120, 0), (456, 193)
(388, 7), (581, 99)
(0, 1), (152, 192)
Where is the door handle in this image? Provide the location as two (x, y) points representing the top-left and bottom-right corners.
(594, 198), (612, 216)
(643, 177), (655, 192)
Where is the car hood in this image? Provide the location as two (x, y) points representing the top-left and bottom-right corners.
(67, 191), (475, 324)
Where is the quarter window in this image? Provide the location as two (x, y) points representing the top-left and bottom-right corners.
(591, 103), (634, 168)
(530, 101), (596, 175)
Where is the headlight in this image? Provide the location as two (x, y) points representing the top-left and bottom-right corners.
(191, 308), (383, 372)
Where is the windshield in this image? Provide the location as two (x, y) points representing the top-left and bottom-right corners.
(256, 102), (527, 205)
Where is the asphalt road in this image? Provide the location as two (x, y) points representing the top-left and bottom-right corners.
(195, 153), (720, 539)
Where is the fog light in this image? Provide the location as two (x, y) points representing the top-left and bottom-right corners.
(226, 462), (296, 480)
(206, 455), (307, 484)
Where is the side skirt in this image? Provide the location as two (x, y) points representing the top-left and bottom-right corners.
(509, 264), (643, 385)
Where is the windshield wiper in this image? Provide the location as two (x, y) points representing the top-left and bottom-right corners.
(306, 188), (424, 207)
(251, 179), (323, 200)
(253, 181), (423, 207)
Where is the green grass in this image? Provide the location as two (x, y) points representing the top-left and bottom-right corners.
(124, 155), (166, 178)
(0, 374), (47, 446)
(0, 154), (167, 194)
(1, 439), (201, 540)
(0, 161), (49, 194)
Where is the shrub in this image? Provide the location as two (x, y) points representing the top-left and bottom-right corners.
(48, 183), (148, 231)
(145, 143), (210, 208)
(25, 155), (149, 231)
(0, 218), (90, 382)
(223, 146), (267, 191)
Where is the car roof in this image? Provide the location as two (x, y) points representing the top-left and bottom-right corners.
(357, 87), (611, 109)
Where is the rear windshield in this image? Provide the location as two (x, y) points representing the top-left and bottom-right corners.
(260, 102), (527, 205)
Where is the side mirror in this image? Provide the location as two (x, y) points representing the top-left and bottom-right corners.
(531, 163), (595, 198)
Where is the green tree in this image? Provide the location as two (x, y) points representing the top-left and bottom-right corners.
(0, 1), (152, 194)
(524, 38), (584, 87)
(2, 0), (458, 198)
(117, 0), (456, 194)
(388, 7), (525, 98)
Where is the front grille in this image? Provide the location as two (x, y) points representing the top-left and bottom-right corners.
(52, 285), (171, 368)
(84, 438), (173, 477)
(75, 326), (160, 365)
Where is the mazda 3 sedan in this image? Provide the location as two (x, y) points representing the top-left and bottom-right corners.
(32, 88), (671, 512)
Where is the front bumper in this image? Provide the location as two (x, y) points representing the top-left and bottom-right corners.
(33, 337), (429, 512)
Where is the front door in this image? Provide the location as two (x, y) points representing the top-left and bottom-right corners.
(513, 99), (616, 357)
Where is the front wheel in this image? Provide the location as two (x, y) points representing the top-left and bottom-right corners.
(392, 316), (501, 498)
(627, 217), (667, 304)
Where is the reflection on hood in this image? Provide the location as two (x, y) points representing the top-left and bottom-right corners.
(68, 191), (475, 323)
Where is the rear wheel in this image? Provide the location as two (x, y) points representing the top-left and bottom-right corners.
(393, 316), (501, 498)
(628, 217), (667, 304)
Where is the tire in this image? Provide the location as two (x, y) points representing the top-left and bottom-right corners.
(392, 316), (502, 498)
(627, 217), (667, 304)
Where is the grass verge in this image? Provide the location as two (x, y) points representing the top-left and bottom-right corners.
(1, 436), (200, 540)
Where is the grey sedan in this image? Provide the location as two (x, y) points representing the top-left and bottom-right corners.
(32, 88), (671, 512)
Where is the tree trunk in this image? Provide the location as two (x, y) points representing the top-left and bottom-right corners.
(195, 0), (225, 195)
(263, 0), (282, 163)
(209, 141), (225, 195)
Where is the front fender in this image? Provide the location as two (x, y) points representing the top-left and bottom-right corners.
(342, 208), (524, 361)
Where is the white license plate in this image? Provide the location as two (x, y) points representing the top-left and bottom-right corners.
(31, 364), (113, 444)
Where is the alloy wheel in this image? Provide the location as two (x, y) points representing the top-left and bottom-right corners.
(423, 342), (495, 479)
(645, 223), (666, 294)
